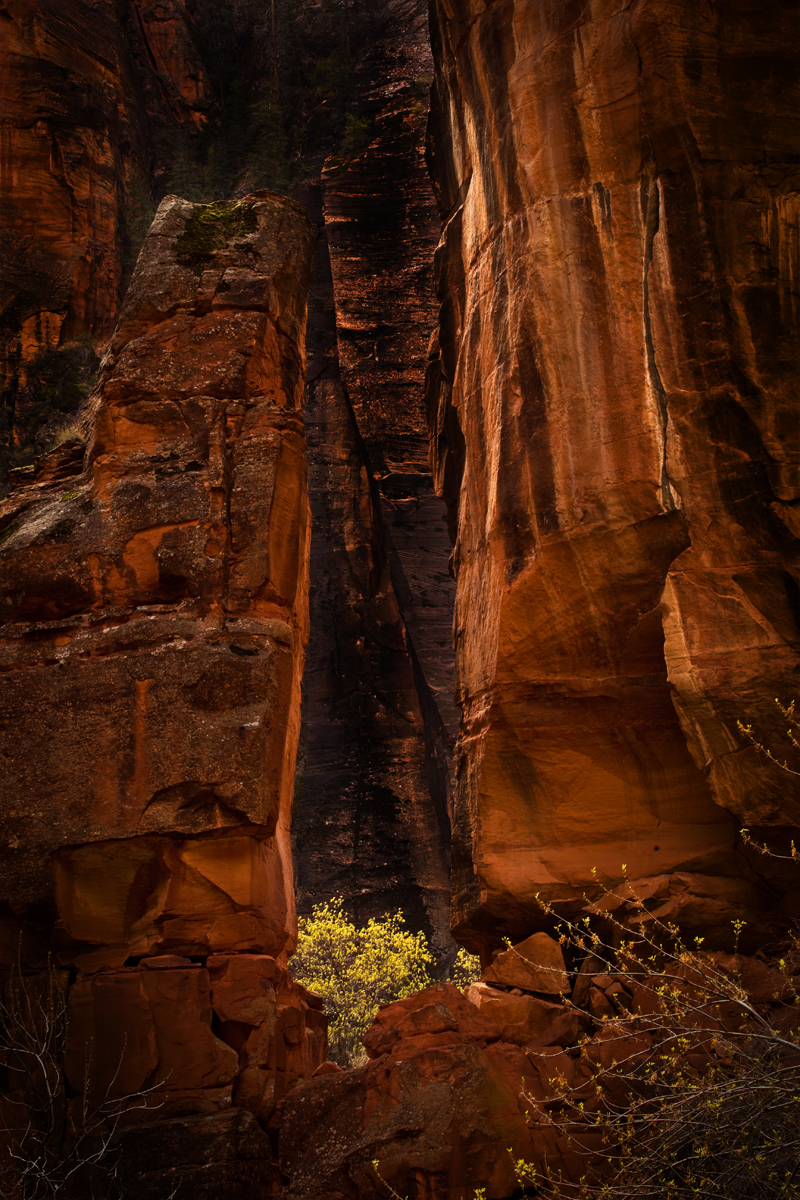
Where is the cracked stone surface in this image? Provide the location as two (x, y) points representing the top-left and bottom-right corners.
(0, 0), (213, 402)
(0, 193), (314, 956)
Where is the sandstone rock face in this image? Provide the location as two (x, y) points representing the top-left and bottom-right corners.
(0, 0), (206, 388)
(0, 0), (209, 453)
(65, 954), (326, 1126)
(133, 0), (213, 127)
(483, 931), (569, 994)
(464, 982), (571, 1047)
(293, 0), (457, 957)
(279, 983), (539, 1199)
(2, 0), (460, 966)
(426, 0), (800, 953)
(0, 195), (324, 1160)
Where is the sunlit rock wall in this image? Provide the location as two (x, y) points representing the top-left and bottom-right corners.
(0, 0), (211, 401)
(426, 0), (800, 954)
(0, 195), (324, 1157)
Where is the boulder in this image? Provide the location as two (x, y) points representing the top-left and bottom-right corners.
(484, 932), (569, 994)
(280, 1040), (539, 1199)
(464, 982), (568, 1047)
(363, 983), (500, 1060)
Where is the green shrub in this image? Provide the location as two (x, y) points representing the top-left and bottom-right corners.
(339, 112), (371, 157)
(245, 99), (291, 192)
(174, 200), (257, 274)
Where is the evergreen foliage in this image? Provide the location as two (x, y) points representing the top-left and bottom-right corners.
(122, 173), (156, 290)
(160, 0), (390, 205)
(2, 340), (98, 485)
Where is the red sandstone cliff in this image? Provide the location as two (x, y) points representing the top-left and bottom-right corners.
(0, 193), (323, 1191)
(2, 0), (799, 1193)
(276, 7), (800, 1194)
(1, 0), (460, 962)
(425, 0), (800, 955)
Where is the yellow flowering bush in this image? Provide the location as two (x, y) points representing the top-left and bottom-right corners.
(290, 898), (434, 1065)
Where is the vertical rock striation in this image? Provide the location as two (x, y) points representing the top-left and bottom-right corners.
(0, 194), (324, 1181)
(426, 0), (800, 953)
(1, 0), (461, 962)
(294, 0), (457, 957)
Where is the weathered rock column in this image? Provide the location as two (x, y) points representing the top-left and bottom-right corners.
(0, 193), (323, 1191)
(426, 0), (800, 954)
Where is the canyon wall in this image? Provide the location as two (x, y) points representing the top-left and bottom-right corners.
(3, 0), (798, 1193)
(293, 0), (457, 957)
(0, 193), (323, 1192)
(1, 0), (459, 960)
(0, 0), (210, 412)
(426, 0), (800, 955)
(274, 6), (800, 1196)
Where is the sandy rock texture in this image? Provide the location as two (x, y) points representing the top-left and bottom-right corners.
(293, 0), (457, 958)
(279, 982), (539, 1200)
(426, 0), (800, 953)
(0, 0), (210, 402)
(0, 195), (324, 1174)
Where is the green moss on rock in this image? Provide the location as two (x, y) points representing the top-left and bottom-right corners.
(175, 201), (258, 274)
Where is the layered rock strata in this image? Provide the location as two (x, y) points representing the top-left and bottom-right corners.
(294, 0), (457, 957)
(426, 0), (800, 953)
(0, 194), (323, 1170)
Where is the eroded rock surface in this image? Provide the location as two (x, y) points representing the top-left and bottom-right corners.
(426, 0), (800, 953)
(0, 0), (209, 407)
(0, 194), (324, 1170)
(293, 0), (457, 958)
(278, 936), (796, 1198)
(279, 982), (539, 1200)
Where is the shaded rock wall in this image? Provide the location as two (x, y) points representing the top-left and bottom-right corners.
(426, 0), (800, 954)
(293, 0), (457, 958)
(0, 195), (324, 1169)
